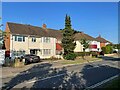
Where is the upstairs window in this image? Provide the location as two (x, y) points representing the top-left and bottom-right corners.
(32, 37), (36, 42)
(14, 35), (25, 42)
(43, 37), (50, 43)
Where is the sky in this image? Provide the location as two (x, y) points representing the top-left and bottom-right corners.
(2, 2), (118, 43)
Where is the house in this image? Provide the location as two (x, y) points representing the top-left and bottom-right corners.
(5, 22), (63, 59)
(74, 32), (101, 52)
(4, 22), (112, 59)
(96, 35), (112, 48)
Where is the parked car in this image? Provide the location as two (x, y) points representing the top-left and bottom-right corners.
(113, 50), (117, 53)
(23, 54), (40, 64)
(99, 51), (104, 56)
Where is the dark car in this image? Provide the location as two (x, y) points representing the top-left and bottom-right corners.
(23, 54), (40, 64)
(99, 51), (104, 56)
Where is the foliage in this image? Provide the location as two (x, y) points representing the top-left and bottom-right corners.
(112, 44), (120, 49)
(101, 45), (113, 54)
(61, 15), (76, 60)
(90, 51), (98, 58)
(101, 47), (106, 53)
(63, 53), (77, 60)
(80, 38), (89, 52)
(75, 52), (91, 56)
(105, 45), (113, 54)
(0, 30), (6, 49)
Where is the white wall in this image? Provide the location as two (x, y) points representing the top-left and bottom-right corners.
(89, 41), (101, 51)
(10, 35), (57, 59)
(74, 41), (83, 52)
(10, 35), (30, 54)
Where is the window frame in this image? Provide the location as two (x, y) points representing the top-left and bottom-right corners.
(14, 35), (25, 42)
(32, 37), (36, 42)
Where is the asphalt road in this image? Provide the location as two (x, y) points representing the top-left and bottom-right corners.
(2, 56), (120, 89)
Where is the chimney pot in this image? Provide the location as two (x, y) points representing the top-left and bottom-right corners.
(42, 24), (47, 28)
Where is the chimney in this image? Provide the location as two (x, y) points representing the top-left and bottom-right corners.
(42, 24), (47, 28)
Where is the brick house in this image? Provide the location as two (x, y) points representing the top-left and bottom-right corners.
(96, 35), (112, 48)
(5, 22), (63, 59)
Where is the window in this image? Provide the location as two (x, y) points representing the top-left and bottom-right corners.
(43, 37), (50, 43)
(14, 35), (25, 42)
(43, 49), (51, 55)
(32, 37), (36, 42)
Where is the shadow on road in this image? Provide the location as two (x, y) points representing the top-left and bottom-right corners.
(102, 56), (120, 61)
(2, 61), (120, 89)
(80, 64), (120, 87)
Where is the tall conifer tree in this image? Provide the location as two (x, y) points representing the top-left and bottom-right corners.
(62, 15), (76, 60)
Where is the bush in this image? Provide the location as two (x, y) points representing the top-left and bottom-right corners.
(101, 45), (113, 54)
(75, 52), (91, 56)
(106, 45), (113, 54)
(101, 47), (106, 54)
(64, 53), (77, 60)
(91, 52), (98, 58)
(50, 56), (59, 60)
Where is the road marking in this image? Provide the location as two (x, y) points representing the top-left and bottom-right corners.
(26, 73), (67, 84)
(26, 71), (72, 84)
(87, 66), (99, 70)
(85, 74), (119, 89)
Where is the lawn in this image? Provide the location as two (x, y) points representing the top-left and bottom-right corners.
(101, 76), (120, 89)
(60, 56), (102, 65)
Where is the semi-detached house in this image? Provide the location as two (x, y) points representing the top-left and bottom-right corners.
(5, 22), (63, 59)
(5, 22), (111, 59)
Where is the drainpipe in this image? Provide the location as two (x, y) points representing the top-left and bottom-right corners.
(28, 35), (29, 54)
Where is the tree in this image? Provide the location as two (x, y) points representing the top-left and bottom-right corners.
(80, 38), (89, 52)
(0, 17), (6, 49)
(101, 45), (113, 54)
(113, 44), (120, 49)
(106, 45), (113, 54)
(62, 15), (76, 60)
(80, 38), (89, 60)
(0, 30), (6, 49)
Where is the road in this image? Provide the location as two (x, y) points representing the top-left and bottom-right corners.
(2, 56), (120, 89)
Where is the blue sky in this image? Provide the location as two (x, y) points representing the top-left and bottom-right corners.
(2, 2), (118, 43)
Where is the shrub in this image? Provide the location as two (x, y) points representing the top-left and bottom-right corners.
(90, 51), (98, 58)
(75, 52), (91, 56)
(101, 47), (106, 54)
(50, 56), (59, 60)
(64, 53), (77, 60)
(106, 45), (113, 54)
(101, 45), (113, 54)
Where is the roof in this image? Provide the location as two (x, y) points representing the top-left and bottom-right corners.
(96, 35), (112, 43)
(74, 32), (97, 41)
(7, 22), (62, 40)
(6, 22), (111, 43)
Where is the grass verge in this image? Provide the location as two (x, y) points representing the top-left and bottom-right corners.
(60, 57), (102, 65)
(101, 76), (120, 89)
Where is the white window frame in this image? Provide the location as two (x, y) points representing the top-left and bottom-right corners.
(43, 49), (51, 55)
(14, 35), (25, 42)
(42, 37), (50, 43)
(32, 37), (36, 42)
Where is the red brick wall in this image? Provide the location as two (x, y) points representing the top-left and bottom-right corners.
(100, 43), (105, 48)
(5, 23), (10, 51)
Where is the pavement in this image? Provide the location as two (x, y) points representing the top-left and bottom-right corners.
(1, 54), (120, 89)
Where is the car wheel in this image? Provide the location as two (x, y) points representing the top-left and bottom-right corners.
(25, 60), (29, 65)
